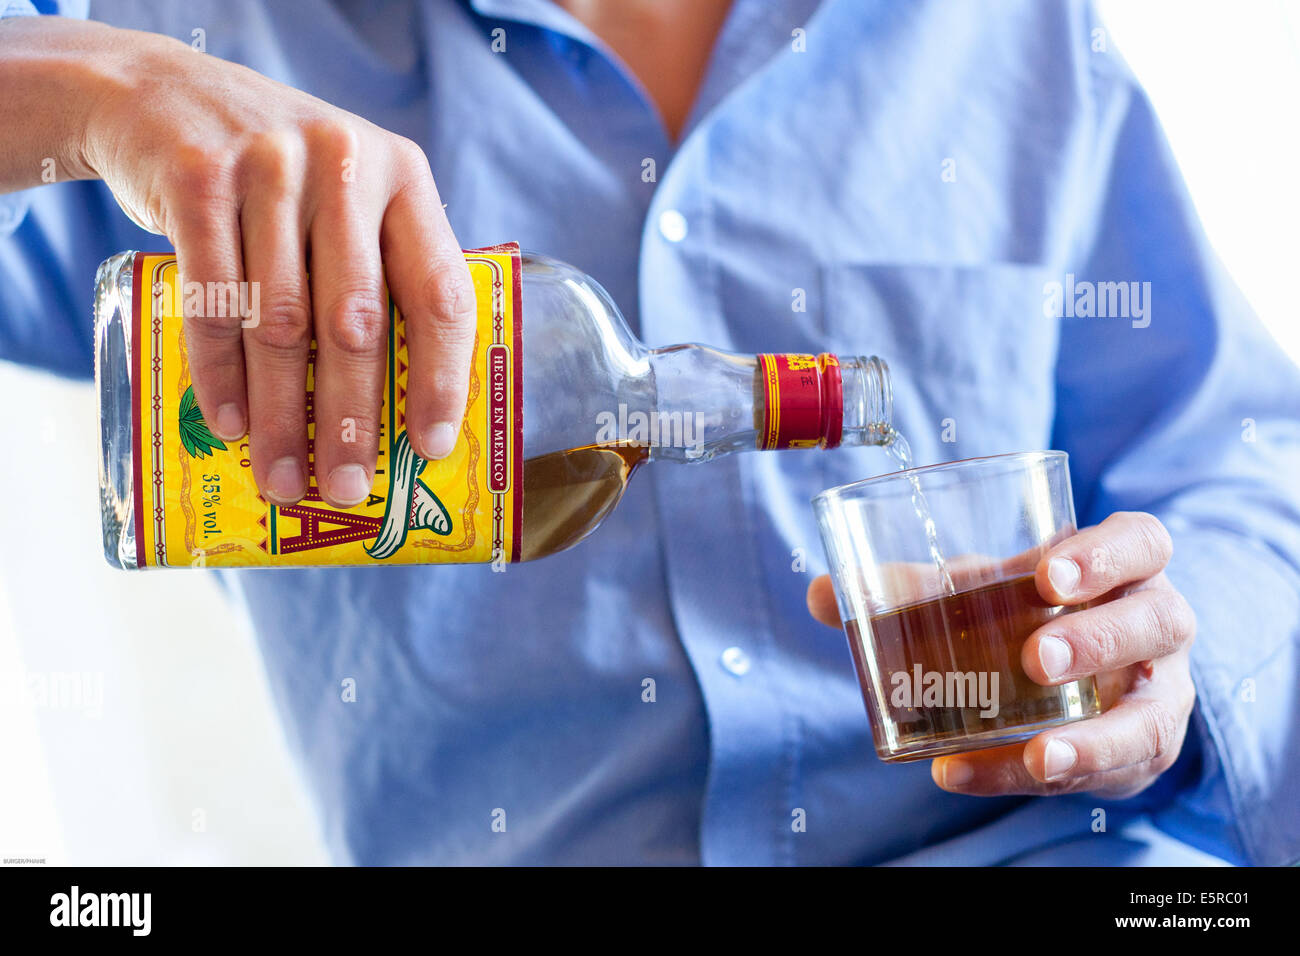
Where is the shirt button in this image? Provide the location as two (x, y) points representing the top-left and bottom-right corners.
(720, 646), (751, 676)
(658, 209), (688, 243)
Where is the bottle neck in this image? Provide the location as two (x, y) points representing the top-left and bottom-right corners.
(839, 354), (894, 448)
(754, 353), (893, 451)
(640, 348), (893, 463)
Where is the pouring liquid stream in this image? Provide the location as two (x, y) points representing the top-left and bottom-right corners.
(883, 429), (957, 597)
(881, 428), (970, 740)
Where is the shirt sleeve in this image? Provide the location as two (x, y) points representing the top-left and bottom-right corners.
(0, 0), (152, 379)
(1053, 17), (1300, 865)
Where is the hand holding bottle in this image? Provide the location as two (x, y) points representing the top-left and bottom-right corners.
(0, 15), (475, 507)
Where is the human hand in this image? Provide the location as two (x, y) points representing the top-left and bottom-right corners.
(36, 18), (474, 506)
(807, 511), (1197, 797)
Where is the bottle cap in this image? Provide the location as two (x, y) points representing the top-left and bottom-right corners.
(756, 352), (843, 450)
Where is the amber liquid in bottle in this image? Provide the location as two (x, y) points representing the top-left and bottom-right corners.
(518, 443), (651, 561)
(515, 378), (778, 560)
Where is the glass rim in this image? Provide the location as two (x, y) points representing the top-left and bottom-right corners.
(812, 449), (1068, 506)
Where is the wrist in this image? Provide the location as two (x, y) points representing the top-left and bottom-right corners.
(58, 19), (150, 182)
(0, 17), (143, 183)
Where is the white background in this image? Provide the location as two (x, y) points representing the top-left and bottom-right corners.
(1, 1), (1297, 866)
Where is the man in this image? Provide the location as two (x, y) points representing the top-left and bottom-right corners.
(2, 0), (1297, 864)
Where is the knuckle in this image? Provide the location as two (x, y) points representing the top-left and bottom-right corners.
(411, 268), (477, 361)
(184, 275), (245, 319)
(1172, 590), (1197, 643)
(250, 294), (312, 352)
(426, 366), (471, 405)
(173, 142), (235, 202)
(318, 414), (380, 450)
(421, 263), (477, 325)
(391, 135), (430, 172)
(324, 288), (387, 355)
(1083, 541), (1120, 582)
(1089, 727), (1125, 772)
(188, 348), (244, 384)
(1127, 511), (1173, 569)
(1095, 553), (1119, 585)
(1146, 590), (1196, 653)
(306, 117), (361, 166)
(1136, 699), (1179, 760)
(243, 131), (304, 196)
(992, 761), (1029, 794)
(1080, 615), (1125, 670)
(251, 407), (306, 440)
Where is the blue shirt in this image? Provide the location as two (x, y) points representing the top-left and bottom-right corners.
(3, 0), (1298, 865)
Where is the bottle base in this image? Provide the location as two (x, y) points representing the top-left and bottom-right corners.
(95, 251), (139, 569)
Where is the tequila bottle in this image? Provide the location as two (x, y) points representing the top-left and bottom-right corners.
(95, 245), (892, 568)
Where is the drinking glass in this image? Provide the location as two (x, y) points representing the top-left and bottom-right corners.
(813, 451), (1102, 762)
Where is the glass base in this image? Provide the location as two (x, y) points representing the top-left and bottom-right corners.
(875, 708), (1100, 763)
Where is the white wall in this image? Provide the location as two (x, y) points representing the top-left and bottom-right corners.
(1096, 0), (1300, 365)
(0, 365), (327, 865)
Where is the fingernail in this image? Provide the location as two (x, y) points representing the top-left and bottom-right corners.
(264, 457), (306, 504)
(327, 464), (371, 507)
(420, 422), (459, 460)
(1048, 557), (1080, 598)
(1037, 635), (1073, 682)
(215, 403), (246, 441)
(1042, 738), (1078, 780)
(942, 759), (974, 789)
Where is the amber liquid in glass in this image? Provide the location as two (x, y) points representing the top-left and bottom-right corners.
(846, 573), (1100, 761)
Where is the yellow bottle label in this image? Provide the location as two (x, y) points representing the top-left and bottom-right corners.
(131, 244), (523, 568)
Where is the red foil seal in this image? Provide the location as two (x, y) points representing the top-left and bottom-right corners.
(757, 352), (843, 450)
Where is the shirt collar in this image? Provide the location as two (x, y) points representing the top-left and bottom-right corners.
(461, 0), (594, 40)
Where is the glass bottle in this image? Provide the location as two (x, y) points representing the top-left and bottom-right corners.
(95, 246), (893, 568)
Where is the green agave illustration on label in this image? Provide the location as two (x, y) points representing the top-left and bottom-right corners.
(178, 385), (227, 459)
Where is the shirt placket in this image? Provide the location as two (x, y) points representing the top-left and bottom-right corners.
(638, 120), (800, 870)
(465, 0), (805, 865)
